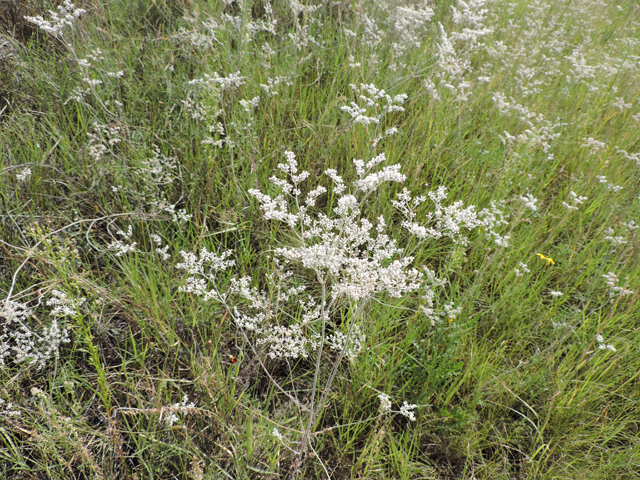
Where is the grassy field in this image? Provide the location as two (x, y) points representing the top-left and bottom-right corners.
(1, 0), (639, 478)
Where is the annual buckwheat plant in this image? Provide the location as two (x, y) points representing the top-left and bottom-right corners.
(0, 299), (71, 371)
(177, 145), (509, 470)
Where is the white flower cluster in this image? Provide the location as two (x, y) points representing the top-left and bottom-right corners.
(179, 253), (322, 360)
(602, 272), (634, 298)
(272, 427), (284, 441)
(202, 122), (226, 148)
(426, 0), (493, 102)
(611, 96), (632, 111)
(64, 50), (125, 107)
(253, 149), (507, 332)
(493, 93), (563, 153)
(114, 146), (192, 224)
(46, 290), (86, 317)
(0, 398), (21, 418)
(163, 395), (196, 427)
(565, 47), (597, 85)
(181, 145), (508, 362)
(252, 151), (421, 303)
(85, 122), (122, 162)
(24, 0), (86, 37)
(420, 268), (462, 326)
(16, 167), (31, 181)
(257, 322), (319, 360)
(603, 227), (627, 246)
(176, 248), (235, 302)
(182, 96), (208, 121)
(562, 191), (587, 211)
(595, 334), (616, 353)
(614, 147), (640, 167)
(378, 393), (392, 414)
(392, 187), (509, 247)
(239, 96), (260, 114)
(352, 153), (405, 193)
(187, 71), (245, 90)
(432, 23), (472, 102)
(580, 137), (606, 155)
(377, 393), (417, 421)
(178, 12), (221, 51)
(399, 401), (417, 422)
(340, 83), (407, 128)
(390, 3), (435, 59)
(514, 262), (530, 277)
(595, 175), (623, 193)
(371, 127), (399, 149)
(450, 0), (493, 46)
(151, 234), (171, 261)
(0, 300), (70, 371)
(108, 225), (137, 257)
(519, 193), (538, 212)
(327, 323), (366, 363)
(259, 75), (292, 97)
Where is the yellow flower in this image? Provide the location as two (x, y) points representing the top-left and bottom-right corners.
(536, 253), (555, 265)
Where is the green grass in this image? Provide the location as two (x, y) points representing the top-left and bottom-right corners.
(1, 0), (640, 478)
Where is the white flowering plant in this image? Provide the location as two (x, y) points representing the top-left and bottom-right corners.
(0, 300), (70, 371)
(177, 146), (509, 460)
(24, 0), (86, 38)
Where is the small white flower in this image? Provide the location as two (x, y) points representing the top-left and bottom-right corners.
(0, 399), (21, 418)
(514, 262), (530, 277)
(569, 191), (587, 205)
(612, 97), (632, 111)
(602, 271), (633, 297)
(239, 96), (260, 114)
(378, 393), (392, 414)
(399, 401), (417, 422)
(604, 228), (627, 245)
(83, 78), (103, 87)
(595, 334), (616, 353)
(156, 245), (171, 261)
(519, 193), (538, 212)
(16, 167), (32, 181)
(562, 202), (578, 211)
(164, 413), (179, 426)
(581, 137), (606, 155)
(47, 290), (85, 317)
